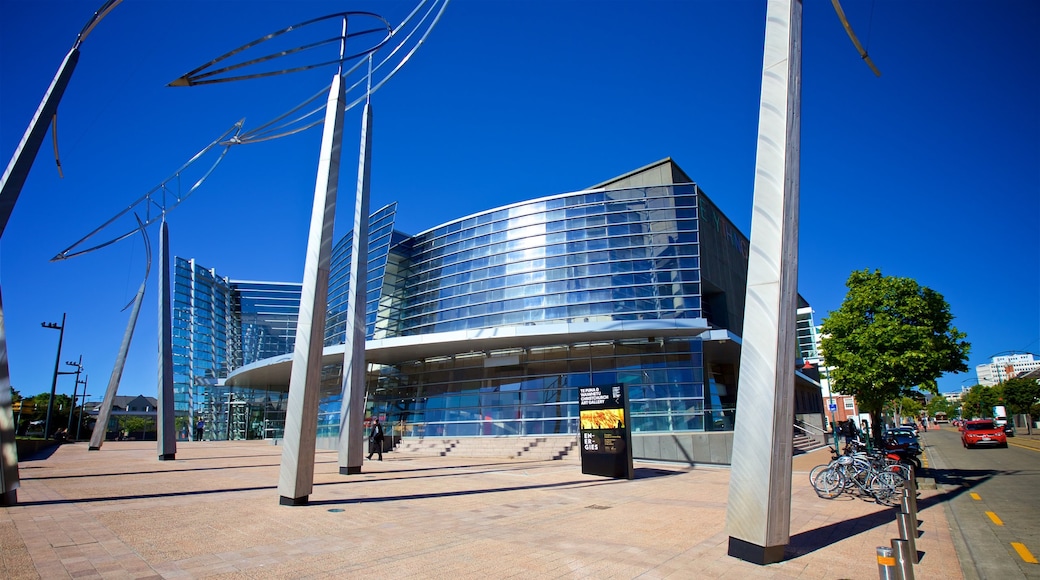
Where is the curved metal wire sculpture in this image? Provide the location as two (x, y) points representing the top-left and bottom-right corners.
(50, 0), (449, 262)
(213, 0), (450, 145)
(51, 121), (243, 261)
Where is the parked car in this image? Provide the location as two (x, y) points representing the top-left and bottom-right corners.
(900, 423), (920, 436)
(884, 427), (919, 441)
(960, 419), (1008, 448)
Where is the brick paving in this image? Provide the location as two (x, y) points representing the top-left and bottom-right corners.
(1, 439), (965, 579)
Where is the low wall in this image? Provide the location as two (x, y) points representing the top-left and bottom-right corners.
(632, 431), (734, 465)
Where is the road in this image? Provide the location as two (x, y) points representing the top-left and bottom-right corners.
(923, 425), (1040, 579)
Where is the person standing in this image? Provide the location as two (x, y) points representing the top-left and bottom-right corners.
(367, 420), (385, 461)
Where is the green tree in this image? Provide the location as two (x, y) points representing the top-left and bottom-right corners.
(926, 395), (957, 419)
(118, 416), (155, 440)
(960, 384), (1001, 419)
(885, 395), (923, 425)
(1001, 377), (1040, 417)
(821, 269), (970, 445)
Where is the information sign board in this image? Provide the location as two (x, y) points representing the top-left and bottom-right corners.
(578, 384), (633, 479)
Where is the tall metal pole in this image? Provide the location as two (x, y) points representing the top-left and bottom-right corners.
(339, 97), (372, 475)
(157, 220), (176, 460)
(43, 313), (67, 440)
(74, 374), (88, 441)
(89, 276), (146, 450)
(725, 0), (801, 566)
(278, 72), (346, 506)
(0, 287), (18, 505)
(0, 0), (122, 506)
(66, 355), (83, 433)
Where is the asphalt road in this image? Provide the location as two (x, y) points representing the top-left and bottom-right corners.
(923, 426), (1040, 579)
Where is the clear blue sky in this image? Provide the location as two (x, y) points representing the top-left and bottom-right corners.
(2, 0), (1037, 403)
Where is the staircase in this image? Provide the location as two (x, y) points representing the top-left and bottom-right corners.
(394, 436), (579, 461)
(793, 431), (829, 455)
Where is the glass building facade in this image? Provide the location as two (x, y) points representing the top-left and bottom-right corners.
(213, 160), (820, 449)
(361, 183), (714, 437)
(172, 258), (303, 440)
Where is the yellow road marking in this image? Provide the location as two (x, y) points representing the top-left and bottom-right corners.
(986, 511), (1004, 526)
(970, 492), (981, 500)
(1009, 441), (1040, 452)
(1011, 542), (1039, 564)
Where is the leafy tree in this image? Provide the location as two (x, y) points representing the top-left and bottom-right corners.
(118, 416), (155, 440)
(926, 395), (957, 419)
(1001, 377), (1040, 417)
(884, 395), (922, 425)
(821, 269), (970, 445)
(960, 384), (1001, 420)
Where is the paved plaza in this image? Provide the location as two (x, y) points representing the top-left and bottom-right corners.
(1, 439), (965, 579)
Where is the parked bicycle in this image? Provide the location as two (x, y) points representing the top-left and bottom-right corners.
(810, 441), (909, 505)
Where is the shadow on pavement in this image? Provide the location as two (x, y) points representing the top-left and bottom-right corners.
(784, 466), (998, 561)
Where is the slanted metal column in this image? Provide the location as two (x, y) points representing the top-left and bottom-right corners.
(339, 101), (372, 474)
(278, 73), (346, 505)
(157, 221), (176, 460)
(725, 0), (802, 566)
(90, 273), (147, 450)
(0, 288), (18, 505)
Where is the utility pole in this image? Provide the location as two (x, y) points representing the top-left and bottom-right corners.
(41, 314), (67, 439)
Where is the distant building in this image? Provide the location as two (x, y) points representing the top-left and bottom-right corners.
(84, 395), (159, 440)
(976, 353), (1040, 386)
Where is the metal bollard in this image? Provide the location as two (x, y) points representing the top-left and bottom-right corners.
(876, 546), (898, 580)
(901, 489), (920, 538)
(897, 511), (919, 564)
(905, 467), (918, 514)
(892, 538), (915, 580)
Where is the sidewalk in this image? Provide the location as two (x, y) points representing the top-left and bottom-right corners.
(1, 441), (963, 579)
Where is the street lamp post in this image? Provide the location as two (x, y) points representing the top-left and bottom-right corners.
(75, 375), (87, 441)
(64, 356), (84, 435)
(41, 313), (66, 440)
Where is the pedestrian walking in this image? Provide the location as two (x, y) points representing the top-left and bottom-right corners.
(367, 420), (384, 461)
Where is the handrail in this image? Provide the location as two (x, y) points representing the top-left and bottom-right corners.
(794, 420), (827, 436)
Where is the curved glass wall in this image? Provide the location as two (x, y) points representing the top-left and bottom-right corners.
(397, 185), (700, 335)
(326, 203), (398, 345)
(350, 183), (715, 437)
(364, 338), (711, 437)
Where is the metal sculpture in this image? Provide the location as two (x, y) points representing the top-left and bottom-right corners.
(155, 0), (449, 504)
(0, 0), (123, 506)
(726, 0), (879, 564)
(89, 216), (151, 450)
(50, 2), (446, 477)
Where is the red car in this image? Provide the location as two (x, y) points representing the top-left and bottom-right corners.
(961, 419), (1008, 448)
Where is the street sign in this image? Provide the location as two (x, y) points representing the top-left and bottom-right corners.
(828, 402), (837, 412)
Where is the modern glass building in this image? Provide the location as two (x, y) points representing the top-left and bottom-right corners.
(172, 258), (303, 440)
(222, 159), (826, 463)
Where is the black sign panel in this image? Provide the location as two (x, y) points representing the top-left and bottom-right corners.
(578, 384), (633, 479)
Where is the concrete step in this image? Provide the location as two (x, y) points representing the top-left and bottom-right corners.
(394, 435), (579, 461)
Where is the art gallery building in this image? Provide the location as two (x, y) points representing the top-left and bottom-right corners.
(181, 159), (826, 463)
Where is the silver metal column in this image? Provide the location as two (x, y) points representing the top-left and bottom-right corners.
(339, 101), (372, 475)
(0, 0), (122, 500)
(89, 273), (147, 450)
(157, 221), (176, 460)
(0, 287), (19, 505)
(89, 220), (150, 450)
(725, 0), (801, 566)
(278, 74), (346, 505)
